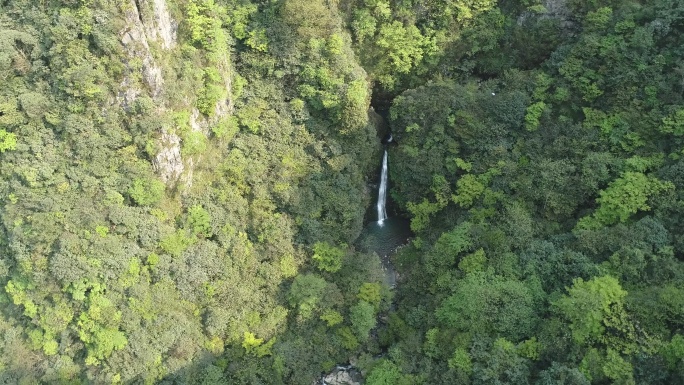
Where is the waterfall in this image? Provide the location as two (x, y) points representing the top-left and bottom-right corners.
(377, 150), (388, 225)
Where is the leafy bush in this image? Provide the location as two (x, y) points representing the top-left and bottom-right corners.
(128, 178), (165, 206)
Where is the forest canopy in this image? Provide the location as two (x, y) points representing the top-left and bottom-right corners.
(0, 0), (683, 384)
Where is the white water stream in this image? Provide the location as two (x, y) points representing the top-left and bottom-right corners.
(377, 150), (388, 225)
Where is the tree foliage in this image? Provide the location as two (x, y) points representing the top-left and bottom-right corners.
(2, 0), (684, 383)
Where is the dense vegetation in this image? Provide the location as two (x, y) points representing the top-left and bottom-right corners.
(0, 0), (382, 383)
(1, 0), (683, 384)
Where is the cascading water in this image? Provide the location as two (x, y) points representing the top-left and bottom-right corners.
(356, 135), (410, 288)
(377, 150), (388, 225)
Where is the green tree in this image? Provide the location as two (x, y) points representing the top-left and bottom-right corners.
(472, 338), (531, 385)
(553, 275), (636, 352)
(661, 334), (684, 370)
(452, 174), (486, 208)
(160, 229), (195, 257)
(187, 205), (211, 236)
(577, 172), (674, 230)
(524, 101), (546, 131)
(374, 21), (433, 88)
(366, 360), (410, 385)
(424, 222), (473, 275)
(288, 274), (327, 319)
(312, 242), (344, 273)
(320, 309), (343, 327)
(350, 300), (376, 340)
(128, 178), (165, 206)
(436, 272), (537, 341)
(458, 248), (487, 274)
(357, 282), (382, 308)
(0, 129), (17, 152)
(448, 347), (473, 374)
(351, 9), (377, 43)
(535, 363), (590, 385)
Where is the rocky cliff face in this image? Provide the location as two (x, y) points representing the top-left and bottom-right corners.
(118, 0), (233, 186)
(119, 0), (173, 104)
(119, 0), (183, 184)
(155, 130), (184, 183)
(144, 0), (177, 50)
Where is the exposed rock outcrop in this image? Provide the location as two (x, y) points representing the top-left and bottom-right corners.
(118, 0), (232, 188)
(143, 0), (177, 50)
(118, 0), (170, 105)
(316, 366), (363, 385)
(153, 130), (184, 184)
(119, 0), (184, 185)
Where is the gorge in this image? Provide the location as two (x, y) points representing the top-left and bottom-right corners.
(2, 0), (684, 384)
